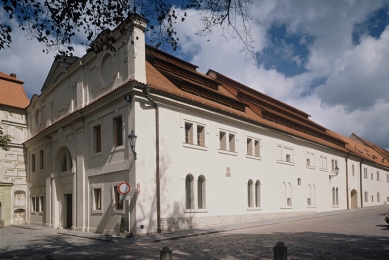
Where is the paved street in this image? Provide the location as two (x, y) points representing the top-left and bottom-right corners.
(1, 206), (388, 259)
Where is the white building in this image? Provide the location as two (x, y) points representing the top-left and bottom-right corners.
(23, 16), (389, 235)
(0, 72), (29, 227)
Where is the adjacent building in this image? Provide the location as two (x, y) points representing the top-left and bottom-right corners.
(0, 72), (29, 227)
(1, 16), (388, 234)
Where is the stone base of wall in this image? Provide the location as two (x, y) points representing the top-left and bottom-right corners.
(161, 211), (313, 232)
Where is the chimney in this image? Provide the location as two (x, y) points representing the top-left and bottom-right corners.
(10, 73), (17, 78)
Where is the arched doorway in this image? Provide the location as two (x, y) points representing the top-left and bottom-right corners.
(51, 147), (75, 229)
(350, 189), (358, 209)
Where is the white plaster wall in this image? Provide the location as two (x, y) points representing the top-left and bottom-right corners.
(132, 98), (354, 232)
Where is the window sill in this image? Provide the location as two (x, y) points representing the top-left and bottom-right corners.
(91, 210), (103, 215)
(247, 207), (262, 211)
(319, 168), (328, 172)
(246, 154), (261, 161)
(280, 206), (293, 209)
(92, 152), (103, 158)
(184, 209), (208, 213)
(332, 205), (339, 208)
(39, 212), (44, 215)
(307, 206), (316, 208)
(306, 165), (315, 170)
(183, 143), (208, 151)
(218, 149), (237, 156)
(277, 160), (294, 166)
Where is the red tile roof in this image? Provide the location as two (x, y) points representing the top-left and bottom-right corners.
(0, 72), (30, 108)
(145, 46), (389, 168)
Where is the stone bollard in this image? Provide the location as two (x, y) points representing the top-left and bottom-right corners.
(160, 246), (172, 260)
(274, 241), (287, 260)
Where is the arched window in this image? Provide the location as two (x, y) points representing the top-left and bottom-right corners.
(197, 175), (206, 209)
(247, 179), (254, 207)
(335, 187), (339, 206)
(255, 180), (261, 207)
(287, 182), (292, 206)
(185, 175), (194, 209)
(332, 187), (335, 206)
(62, 151), (72, 172)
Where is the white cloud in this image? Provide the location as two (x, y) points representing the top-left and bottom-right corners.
(171, 1), (389, 149)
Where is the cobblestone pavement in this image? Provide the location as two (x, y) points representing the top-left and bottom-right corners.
(1, 206), (388, 259)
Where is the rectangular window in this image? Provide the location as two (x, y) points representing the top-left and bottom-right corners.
(94, 125), (102, 153)
(35, 196), (41, 212)
(352, 165), (355, 176)
(332, 159), (335, 171)
(307, 198), (311, 206)
(31, 154), (35, 172)
(387, 174), (389, 182)
(377, 193), (380, 202)
(320, 155), (327, 169)
(247, 138), (253, 155)
(219, 131), (226, 150)
(371, 173), (373, 179)
(229, 133), (235, 152)
(94, 188), (102, 210)
(377, 171), (379, 181)
(114, 116), (123, 147)
(40, 196), (44, 212)
(197, 125), (205, 146)
(254, 140), (260, 157)
(364, 192), (368, 202)
(306, 158), (310, 166)
(278, 145), (294, 164)
(364, 168), (367, 178)
(286, 154), (291, 162)
(185, 122), (193, 144)
(40, 150), (44, 169)
(113, 186), (123, 210)
(297, 178), (301, 185)
(32, 197), (36, 212)
(371, 195), (374, 202)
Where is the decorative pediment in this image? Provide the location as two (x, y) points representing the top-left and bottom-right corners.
(41, 56), (79, 92)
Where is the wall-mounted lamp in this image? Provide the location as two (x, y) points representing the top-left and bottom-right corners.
(128, 129), (137, 160)
(329, 166), (339, 179)
(124, 94), (132, 103)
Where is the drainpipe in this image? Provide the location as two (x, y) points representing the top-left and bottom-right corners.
(143, 85), (162, 233)
(359, 158), (364, 208)
(345, 153), (350, 209)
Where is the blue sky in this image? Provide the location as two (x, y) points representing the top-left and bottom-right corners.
(0, 0), (388, 149)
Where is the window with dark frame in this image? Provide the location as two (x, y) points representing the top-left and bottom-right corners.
(185, 122), (193, 144)
(31, 154), (35, 172)
(113, 186), (123, 210)
(40, 196), (44, 212)
(197, 125), (205, 146)
(247, 138), (252, 155)
(40, 150), (44, 170)
(254, 140), (260, 157)
(219, 131), (226, 150)
(94, 125), (102, 153)
(94, 188), (102, 210)
(114, 116), (123, 147)
(229, 133), (235, 152)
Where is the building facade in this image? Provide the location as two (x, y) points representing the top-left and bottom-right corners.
(19, 16), (389, 235)
(0, 72), (29, 227)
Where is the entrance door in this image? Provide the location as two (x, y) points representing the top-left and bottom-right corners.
(66, 194), (72, 229)
(350, 189), (358, 209)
